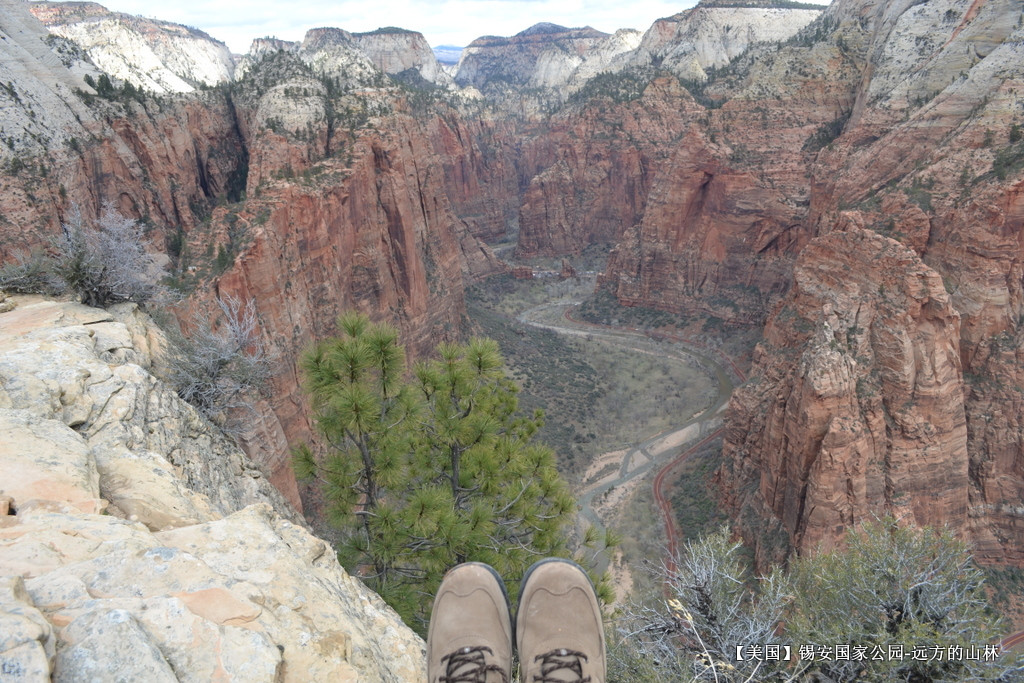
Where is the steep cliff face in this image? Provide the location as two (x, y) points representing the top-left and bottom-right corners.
(352, 28), (453, 85)
(453, 22), (641, 110)
(199, 47), (512, 506)
(204, 118), (474, 499)
(712, 0), (1024, 563)
(0, 297), (425, 681)
(0, 6), (499, 510)
(29, 1), (234, 92)
(514, 77), (700, 258)
(628, 2), (823, 80)
(718, 229), (969, 565)
(425, 113), (521, 246)
(0, 0), (248, 255)
(594, 23), (860, 322)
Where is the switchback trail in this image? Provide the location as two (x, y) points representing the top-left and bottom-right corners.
(516, 301), (738, 575)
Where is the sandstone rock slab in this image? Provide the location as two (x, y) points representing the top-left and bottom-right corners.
(0, 410), (102, 515)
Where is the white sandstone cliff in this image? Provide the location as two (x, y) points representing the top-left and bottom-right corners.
(0, 0), (99, 162)
(352, 28), (453, 86)
(28, 1), (234, 93)
(630, 5), (823, 80)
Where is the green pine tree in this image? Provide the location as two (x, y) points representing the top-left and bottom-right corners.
(295, 313), (587, 628)
(294, 312), (420, 614)
(409, 338), (578, 606)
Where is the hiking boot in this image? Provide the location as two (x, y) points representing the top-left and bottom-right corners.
(516, 559), (605, 683)
(428, 562), (513, 683)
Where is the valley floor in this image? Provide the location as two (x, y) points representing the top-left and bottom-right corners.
(466, 265), (753, 604)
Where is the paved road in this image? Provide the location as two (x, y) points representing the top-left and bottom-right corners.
(516, 301), (737, 573)
(653, 427), (725, 576)
(1002, 630), (1024, 651)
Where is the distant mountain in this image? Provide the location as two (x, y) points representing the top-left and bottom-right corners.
(29, 0), (234, 92)
(432, 44), (463, 66)
(454, 23), (623, 91)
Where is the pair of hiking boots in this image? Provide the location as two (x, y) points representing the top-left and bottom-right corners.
(427, 559), (606, 683)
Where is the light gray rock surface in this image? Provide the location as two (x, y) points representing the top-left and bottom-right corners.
(352, 28), (453, 85)
(629, 6), (822, 80)
(29, 1), (234, 93)
(0, 297), (427, 682)
(0, 0), (99, 163)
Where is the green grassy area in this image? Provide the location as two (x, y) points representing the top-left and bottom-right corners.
(467, 299), (600, 476)
(466, 271), (735, 607)
(577, 287), (762, 375)
(984, 566), (1024, 631)
(606, 440), (728, 603)
(466, 272), (586, 317)
(577, 288), (690, 330)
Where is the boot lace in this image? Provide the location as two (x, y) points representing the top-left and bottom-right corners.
(531, 648), (591, 682)
(440, 646), (509, 683)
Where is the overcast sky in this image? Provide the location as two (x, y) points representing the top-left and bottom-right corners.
(88, 0), (695, 54)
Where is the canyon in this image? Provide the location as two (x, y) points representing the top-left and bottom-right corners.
(2, 0), (1024, 674)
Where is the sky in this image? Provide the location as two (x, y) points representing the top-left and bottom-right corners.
(89, 0), (696, 54)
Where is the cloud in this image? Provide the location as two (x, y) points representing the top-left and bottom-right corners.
(89, 0), (692, 53)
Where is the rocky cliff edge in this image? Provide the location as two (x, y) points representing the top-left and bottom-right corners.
(0, 295), (426, 681)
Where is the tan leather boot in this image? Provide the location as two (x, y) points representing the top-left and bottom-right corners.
(516, 559), (606, 683)
(428, 562), (513, 683)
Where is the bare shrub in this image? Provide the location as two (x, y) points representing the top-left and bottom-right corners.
(166, 295), (272, 426)
(608, 522), (1022, 682)
(610, 529), (793, 682)
(0, 249), (63, 295)
(53, 205), (168, 307)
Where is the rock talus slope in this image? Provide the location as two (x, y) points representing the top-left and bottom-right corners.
(0, 297), (426, 682)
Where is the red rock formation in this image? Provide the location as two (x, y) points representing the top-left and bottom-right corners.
(425, 114), (518, 248)
(204, 114), (470, 507)
(528, 40), (858, 322)
(711, 0), (1024, 564)
(0, 28), (500, 511)
(718, 227), (969, 566)
(0, 92), (246, 261)
(613, 58), (857, 315)
(514, 77), (702, 259)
